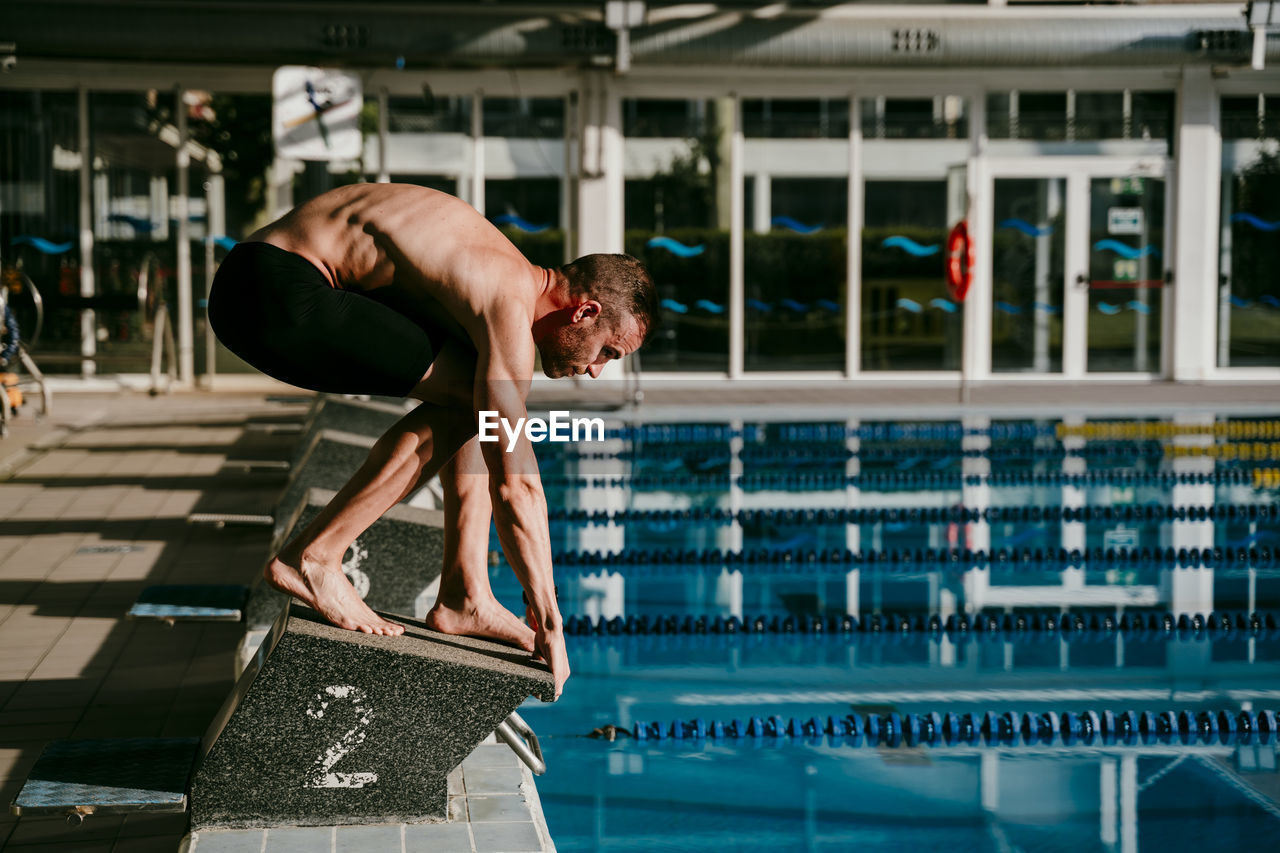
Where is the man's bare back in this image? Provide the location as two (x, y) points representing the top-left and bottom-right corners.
(250, 183), (547, 357)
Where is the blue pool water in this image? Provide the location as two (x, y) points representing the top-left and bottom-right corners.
(485, 415), (1280, 851)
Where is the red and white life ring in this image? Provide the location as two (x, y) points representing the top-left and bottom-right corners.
(945, 220), (973, 303)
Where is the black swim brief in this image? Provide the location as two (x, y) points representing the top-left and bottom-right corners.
(208, 242), (443, 397)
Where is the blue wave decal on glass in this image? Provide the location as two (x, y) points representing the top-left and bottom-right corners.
(1097, 301), (1122, 315)
(1229, 530), (1280, 547)
(1263, 295), (1280, 310)
(747, 299), (773, 312)
(772, 216), (823, 234)
(646, 236), (705, 257)
(695, 299), (725, 314)
(1230, 212), (1280, 232)
(998, 218), (1054, 237)
(896, 298), (923, 314)
(492, 213), (550, 233)
(815, 299), (841, 313)
(107, 213), (157, 233)
(995, 301), (1022, 315)
(1093, 239), (1160, 260)
(661, 298), (689, 315)
(1126, 300), (1152, 315)
(1229, 296), (1254, 308)
(930, 298), (957, 313)
(12, 235), (74, 255)
(882, 236), (941, 257)
(1034, 302), (1061, 315)
(930, 455), (955, 470)
(210, 235), (238, 251)
(779, 299), (808, 313)
(895, 455), (924, 471)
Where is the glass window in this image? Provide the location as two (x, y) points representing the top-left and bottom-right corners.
(861, 181), (959, 371)
(743, 110), (848, 371)
(485, 97), (566, 268)
(861, 97), (967, 140)
(1220, 95), (1280, 367)
(986, 90), (1173, 147)
(991, 179), (1066, 373)
(743, 99), (849, 139)
(625, 98), (729, 372)
(0, 90), (79, 361)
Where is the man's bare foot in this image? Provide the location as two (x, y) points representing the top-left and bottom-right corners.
(425, 595), (536, 651)
(265, 552), (404, 636)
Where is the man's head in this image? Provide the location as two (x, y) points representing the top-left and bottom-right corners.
(536, 253), (658, 379)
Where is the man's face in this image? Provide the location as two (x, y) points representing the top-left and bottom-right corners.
(538, 303), (642, 379)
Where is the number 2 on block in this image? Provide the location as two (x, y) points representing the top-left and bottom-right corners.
(304, 685), (379, 789)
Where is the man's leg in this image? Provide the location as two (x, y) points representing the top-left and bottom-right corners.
(424, 438), (536, 650)
(267, 400), (475, 635)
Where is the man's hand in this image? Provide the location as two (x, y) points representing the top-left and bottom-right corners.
(528, 606), (569, 700)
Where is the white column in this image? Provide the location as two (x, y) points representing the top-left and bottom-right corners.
(1034, 180), (1062, 373)
(77, 86), (96, 377)
(562, 92), (577, 263)
(175, 86), (195, 386)
(1063, 174), (1090, 377)
(1120, 754), (1138, 853)
(729, 93), (745, 378)
(1218, 176), (1233, 367)
(576, 72), (623, 255)
(471, 89), (485, 215)
(963, 93), (990, 379)
(752, 173), (771, 234)
(1172, 67), (1222, 381)
(846, 95), (863, 377)
(203, 167), (225, 386)
(377, 87), (390, 183)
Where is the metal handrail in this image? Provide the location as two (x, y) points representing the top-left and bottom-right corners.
(494, 711), (546, 776)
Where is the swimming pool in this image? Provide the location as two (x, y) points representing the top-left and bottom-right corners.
(488, 415), (1280, 851)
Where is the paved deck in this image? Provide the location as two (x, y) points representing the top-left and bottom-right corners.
(0, 392), (302, 852)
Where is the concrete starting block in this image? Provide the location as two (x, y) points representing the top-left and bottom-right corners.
(294, 396), (409, 460)
(191, 603), (555, 830)
(274, 430), (377, 543)
(281, 487), (445, 618)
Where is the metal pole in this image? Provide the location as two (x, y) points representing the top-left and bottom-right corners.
(77, 86), (96, 377)
(175, 86), (194, 385)
(204, 166), (225, 387)
(728, 93), (744, 378)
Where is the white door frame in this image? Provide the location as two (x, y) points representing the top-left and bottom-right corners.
(978, 154), (1171, 380)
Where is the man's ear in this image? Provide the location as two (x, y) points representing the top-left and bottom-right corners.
(572, 300), (603, 323)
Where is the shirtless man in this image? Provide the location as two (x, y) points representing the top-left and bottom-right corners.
(208, 183), (657, 699)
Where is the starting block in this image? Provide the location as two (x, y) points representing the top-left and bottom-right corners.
(191, 603), (555, 829)
(274, 429), (377, 543)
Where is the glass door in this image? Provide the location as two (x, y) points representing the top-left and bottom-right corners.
(985, 157), (1168, 378)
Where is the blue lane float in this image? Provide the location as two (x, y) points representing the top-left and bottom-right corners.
(772, 216), (823, 234)
(881, 236), (940, 257)
(564, 609), (1278, 640)
(627, 709), (1278, 749)
(545, 542), (1280, 571)
(1093, 239), (1160, 260)
(546, 502), (1251, 526)
(491, 213), (549, 233)
(998, 218), (1054, 238)
(647, 236), (705, 257)
(12, 235), (74, 255)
